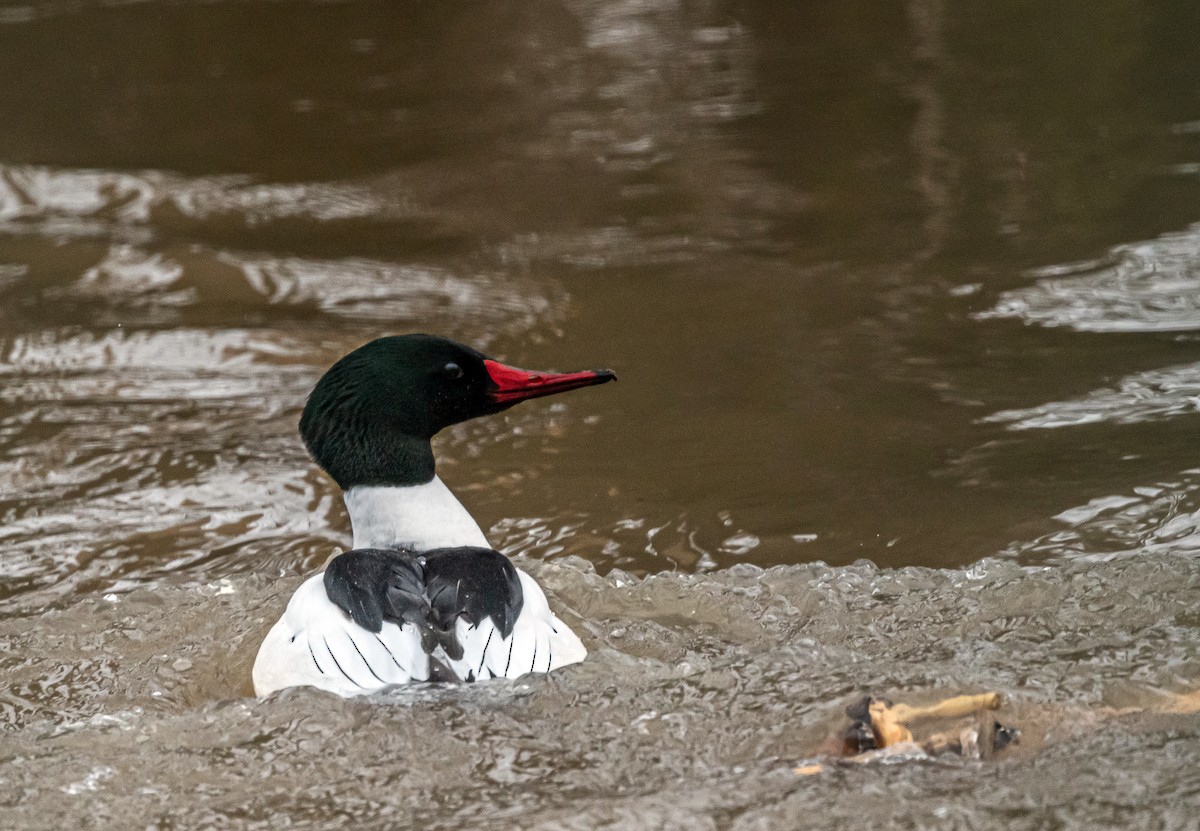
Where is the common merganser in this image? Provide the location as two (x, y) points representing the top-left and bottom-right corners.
(252, 334), (615, 697)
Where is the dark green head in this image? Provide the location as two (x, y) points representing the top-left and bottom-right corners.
(299, 334), (615, 488)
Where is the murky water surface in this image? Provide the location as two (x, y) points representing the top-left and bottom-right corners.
(2, 1), (1200, 828)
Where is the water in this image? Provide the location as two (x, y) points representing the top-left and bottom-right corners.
(2, 1), (1200, 828)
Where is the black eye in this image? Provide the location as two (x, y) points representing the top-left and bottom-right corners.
(443, 362), (464, 380)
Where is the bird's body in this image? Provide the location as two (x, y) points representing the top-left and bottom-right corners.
(252, 335), (613, 697)
(253, 557), (586, 697)
(253, 476), (586, 696)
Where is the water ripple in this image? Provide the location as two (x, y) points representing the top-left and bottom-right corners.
(983, 359), (1200, 429)
(0, 162), (405, 236)
(0, 328), (333, 606)
(226, 253), (549, 323)
(0, 161), (563, 334)
(1001, 470), (1200, 563)
(976, 223), (1200, 332)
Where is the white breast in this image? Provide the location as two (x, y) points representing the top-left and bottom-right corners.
(343, 478), (490, 551)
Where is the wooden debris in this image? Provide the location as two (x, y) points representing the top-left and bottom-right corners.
(794, 684), (1200, 775)
(794, 691), (1016, 775)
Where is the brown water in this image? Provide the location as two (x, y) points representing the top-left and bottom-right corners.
(2, 1), (1200, 828)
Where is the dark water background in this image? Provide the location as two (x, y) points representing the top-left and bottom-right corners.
(2, 1), (1200, 828)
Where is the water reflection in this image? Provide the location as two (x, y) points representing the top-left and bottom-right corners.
(978, 223), (1200, 333)
(492, 510), (767, 573)
(985, 359), (1200, 430)
(0, 162), (560, 331)
(1003, 469), (1200, 563)
(0, 1), (1196, 582)
(0, 329), (328, 606)
(0, 163), (400, 230)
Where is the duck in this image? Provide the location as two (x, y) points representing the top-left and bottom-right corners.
(252, 334), (615, 697)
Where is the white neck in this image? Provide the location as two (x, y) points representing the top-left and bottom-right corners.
(343, 477), (490, 551)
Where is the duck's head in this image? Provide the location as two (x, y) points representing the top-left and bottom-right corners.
(300, 334), (616, 488)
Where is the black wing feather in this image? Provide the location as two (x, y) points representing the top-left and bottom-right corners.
(324, 547), (524, 661)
